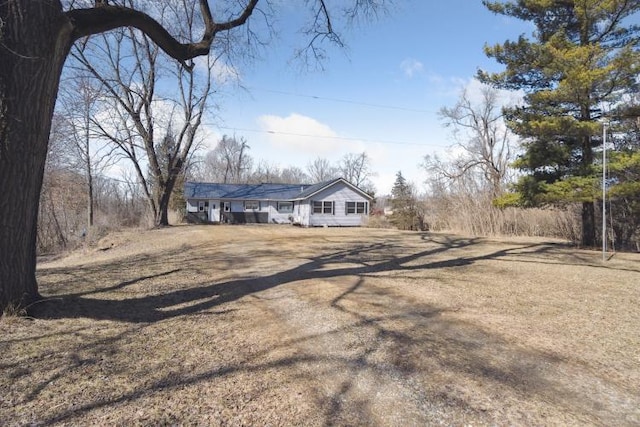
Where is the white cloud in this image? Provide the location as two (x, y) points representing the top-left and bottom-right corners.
(400, 58), (424, 78)
(460, 78), (524, 106)
(195, 124), (222, 151)
(251, 113), (437, 195)
(372, 171), (397, 195)
(191, 56), (241, 86)
(257, 113), (361, 155)
(432, 76), (524, 108)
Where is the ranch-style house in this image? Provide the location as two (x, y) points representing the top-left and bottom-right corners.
(185, 177), (373, 227)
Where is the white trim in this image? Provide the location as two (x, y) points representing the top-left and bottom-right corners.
(296, 178), (373, 202)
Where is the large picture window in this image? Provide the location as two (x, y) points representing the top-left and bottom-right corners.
(277, 201), (293, 213)
(312, 200), (333, 214)
(346, 201), (368, 214)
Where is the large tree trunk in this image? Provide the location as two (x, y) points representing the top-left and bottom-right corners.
(0, 1), (71, 312)
(155, 187), (172, 227)
(154, 176), (177, 227)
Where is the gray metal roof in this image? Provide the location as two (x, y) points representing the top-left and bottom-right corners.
(296, 178), (342, 199)
(184, 182), (312, 200)
(185, 178), (373, 201)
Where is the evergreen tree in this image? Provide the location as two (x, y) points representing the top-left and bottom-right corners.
(480, 0), (640, 247)
(390, 171), (424, 231)
(391, 171), (409, 208)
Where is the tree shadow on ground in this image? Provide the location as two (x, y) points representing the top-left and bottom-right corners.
(33, 235), (553, 323)
(19, 233), (638, 425)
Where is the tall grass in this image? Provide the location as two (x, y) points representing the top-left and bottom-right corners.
(422, 193), (581, 242)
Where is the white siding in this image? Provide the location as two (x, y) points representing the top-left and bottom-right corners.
(260, 201), (295, 224)
(186, 199), (198, 213)
(307, 183), (369, 227)
(297, 201), (311, 226)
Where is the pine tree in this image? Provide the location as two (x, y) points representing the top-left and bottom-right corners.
(391, 171), (409, 208)
(390, 171), (424, 231)
(480, 0), (640, 247)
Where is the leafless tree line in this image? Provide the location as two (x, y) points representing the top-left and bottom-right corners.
(39, 114), (147, 254)
(39, 118), (379, 253)
(192, 135), (376, 193)
(420, 84), (581, 240)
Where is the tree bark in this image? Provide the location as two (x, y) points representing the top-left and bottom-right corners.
(155, 182), (173, 227)
(0, 0), (73, 311)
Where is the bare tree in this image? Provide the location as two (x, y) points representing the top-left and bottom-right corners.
(57, 73), (117, 232)
(249, 160), (281, 183)
(202, 135), (253, 183)
(70, 2), (219, 227)
(38, 113), (76, 253)
(0, 0), (389, 314)
(279, 166), (310, 184)
(307, 157), (338, 182)
(338, 151), (375, 192)
(424, 85), (516, 198)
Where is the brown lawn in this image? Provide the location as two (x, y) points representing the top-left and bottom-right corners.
(1, 225), (639, 426)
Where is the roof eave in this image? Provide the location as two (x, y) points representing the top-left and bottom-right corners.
(298, 178), (373, 201)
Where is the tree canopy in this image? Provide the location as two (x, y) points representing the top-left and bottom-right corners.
(480, 0), (640, 247)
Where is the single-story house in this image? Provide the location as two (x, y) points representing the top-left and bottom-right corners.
(184, 177), (373, 227)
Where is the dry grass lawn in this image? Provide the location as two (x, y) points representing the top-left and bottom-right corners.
(1, 225), (639, 426)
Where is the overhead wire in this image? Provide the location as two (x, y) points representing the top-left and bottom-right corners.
(203, 85), (447, 148)
(203, 125), (449, 148)
(247, 86), (437, 114)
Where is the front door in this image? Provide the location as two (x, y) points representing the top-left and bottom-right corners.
(221, 201), (231, 222)
(210, 201), (220, 223)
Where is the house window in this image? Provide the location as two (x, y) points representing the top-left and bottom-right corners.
(346, 202), (355, 214)
(198, 201), (208, 212)
(277, 201), (293, 213)
(346, 201), (368, 214)
(313, 200), (333, 214)
(244, 200), (259, 210)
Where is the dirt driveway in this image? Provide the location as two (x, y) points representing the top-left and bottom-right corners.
(2, 225), (639, 425)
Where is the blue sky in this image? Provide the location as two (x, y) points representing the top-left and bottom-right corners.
(204, 0), (531, 194)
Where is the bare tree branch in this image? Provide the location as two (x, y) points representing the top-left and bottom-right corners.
(67, 0), (259, 64)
